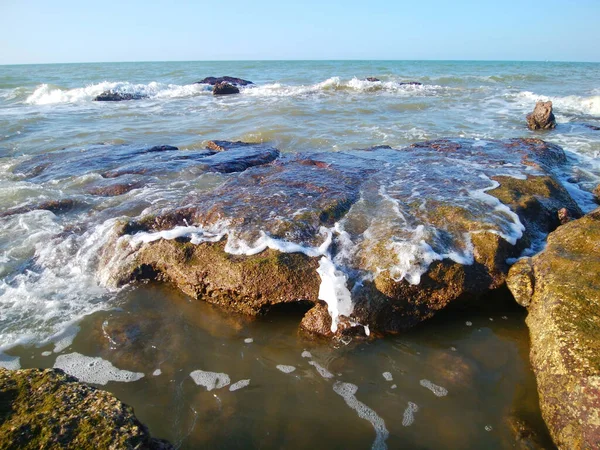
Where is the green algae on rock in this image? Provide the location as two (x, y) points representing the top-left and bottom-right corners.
(0, 368), (172, 450)
(507, 207), (600, 449)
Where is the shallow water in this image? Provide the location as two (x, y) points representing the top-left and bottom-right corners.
(10, 283), (553, 449)
(1, 60), (598, 448)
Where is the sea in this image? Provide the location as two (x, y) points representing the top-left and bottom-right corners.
(1, 60), (599, 449)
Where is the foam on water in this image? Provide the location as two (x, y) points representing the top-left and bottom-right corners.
(229, 379), (251, 391)
(382, 372), (393, 381)
(24, 81), (208, 105)
(301, 351), (313, 358)
(512, 91), (600, 117)
(402, 402), (419, 427)
(420, 379), (448, 397)
(333, 381), (389, 450)
(190, 369), (231, 391)
(276, 365), (296, 374)
(153, 369), (162, 376)
(0, 353), (21, 370)
(54, 352), (144, 385)
(0, 214), (116, 351)
(308, 360), (334, 379)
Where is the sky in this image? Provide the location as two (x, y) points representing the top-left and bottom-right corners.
(1, 0), (599, 64)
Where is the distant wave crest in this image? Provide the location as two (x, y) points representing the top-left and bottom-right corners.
(512, 91), (600, 117)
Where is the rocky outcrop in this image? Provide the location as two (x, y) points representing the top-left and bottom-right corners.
(0, 368), (171, 449)
(102, 138), (581, 338)
(94, 91), (147, 101)
(195, 76), (253, 86)
(507, 208), (600, 449)
(213, 82), (240, 95)
(526, 101), (556, 130)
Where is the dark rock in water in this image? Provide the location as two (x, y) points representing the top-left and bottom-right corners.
(195, 76), (253, 86)
(507, 208), (600, 449)
(0, 368), (172, 449)
(526, 101), (556, 130)
(365, 77), (380, 82)
(505, 415), (547, 450)
(93, 91), (147, 101)
(0, 199), (77, 218)
(100, 138), (582, 338)
(213, 83), (240, 95)
(12, 142), (278, 183)
(398, 81), (422, 86)
(584, 124), (600, 131)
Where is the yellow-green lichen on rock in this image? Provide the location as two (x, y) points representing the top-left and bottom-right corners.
(507, 207), (600, 449)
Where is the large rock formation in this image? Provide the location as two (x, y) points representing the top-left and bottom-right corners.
(0, 368), (171, 449)
(526, 101), (556, 130)
(507, 208), (600, 449)
(100, 138), (581, 338)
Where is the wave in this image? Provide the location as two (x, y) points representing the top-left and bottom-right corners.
(24, 81), (211, 105)
(23, 77), (447, 105)
(511, 91), (600, 117)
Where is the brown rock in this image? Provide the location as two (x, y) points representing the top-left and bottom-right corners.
(213, 83), (240, 95)
(526, 101), (556, 131)
(507, 208), (600, 449)
(593, 184), (600, 204)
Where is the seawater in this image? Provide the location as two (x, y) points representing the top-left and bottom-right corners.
(1, 60), (599, 448)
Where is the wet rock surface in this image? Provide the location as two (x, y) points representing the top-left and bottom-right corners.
(94, 91), (148, 101)
(0, 367), (172, 449)
(0, 199), (78, 218)
(507, 208), (600, 449)
(195, 76), (253, 86)
(526, 101), (556, 131)
(213, 82), (240, 95)
(12, 142), (279, 183)
(102, 138), (581, 338)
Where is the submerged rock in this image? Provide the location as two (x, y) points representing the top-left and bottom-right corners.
(507, 208), (600, 449)
(101, 138), (581, 338)
(0, 367), (171, 449)
(526, 101), (556, 130)
(94, 91), (147, 101)
(213, 82), (240, 95)
(195, 76), (253, 86)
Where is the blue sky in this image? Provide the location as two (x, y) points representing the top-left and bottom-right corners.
(1, 0), (599, 64)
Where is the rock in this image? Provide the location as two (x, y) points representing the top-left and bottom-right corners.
(398, 81), (422, 86)
(12, 142), (278, 183)
(593, 184), (600, 204)
(557, 207), (572, 225)
(507, 208), (600, 449)
(0, 199), (77, 218)
(584, 124), (600, 131)
(505, 415), (547, 450)
(0, 367), (172, 449)
(365, 77), (380, 82)
(526, 101), (556, 130)
(213, 83), (240, 95)
(102, 138), (581, 338)
(94, 91), (147, 101)
(195, 76), (253, 86)
(88, 182), (143, 197)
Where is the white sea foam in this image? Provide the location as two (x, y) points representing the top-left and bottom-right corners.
(420, 379), (448, 397)
(276, 365), (296, 373)
(316, 257), (354, 332)
(301, 350), (313, 358)
(308, 360), (334, 379)
(382, 372), (393, 381)
(402, 402), (419, 427)
(244, 337), (254, 344)
(512, 91), (600, 117)
(333, 381), (389, 450)
(153, 369), (162, 376)
(190, 369), (231, 391)
(24, 81), (208, 105)
(0, 353), (21, 370)
(229, 379), (250, 391)
(54, 352), (144, 385)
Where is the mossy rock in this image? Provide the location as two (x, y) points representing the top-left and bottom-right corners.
(507, 207), (600, 449)
(0, 368), (171, 450)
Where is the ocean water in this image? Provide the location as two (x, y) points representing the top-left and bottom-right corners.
(1, 60), (599, 448)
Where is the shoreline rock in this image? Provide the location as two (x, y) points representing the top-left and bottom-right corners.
(213, 82), (240, 95)
(507, 208), (600, 449)
(526, 101), (556, 131)
(0, 367), (172, 449)
(100, 138), (582, 338)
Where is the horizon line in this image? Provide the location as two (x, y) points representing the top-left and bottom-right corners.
(2, 58), (600, 67)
